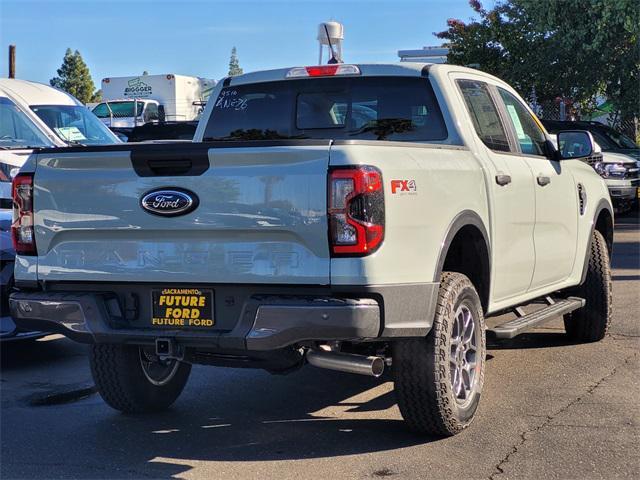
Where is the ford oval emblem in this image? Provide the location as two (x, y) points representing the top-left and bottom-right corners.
(140, 188), (198, 217)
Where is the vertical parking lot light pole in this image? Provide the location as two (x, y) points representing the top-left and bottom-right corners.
(9, 45), (16, 78)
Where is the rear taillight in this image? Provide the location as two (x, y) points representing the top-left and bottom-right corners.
(11, 173), (37, 255)
(328, 166), (384, 256)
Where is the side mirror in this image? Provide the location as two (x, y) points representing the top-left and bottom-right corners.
(556, 130), (594, 160)
(158, 105), (166, 123)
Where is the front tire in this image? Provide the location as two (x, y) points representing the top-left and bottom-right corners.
(90, 344), (191, 413)
(393, 272), (486, 436)
(564, 230), (612, 342)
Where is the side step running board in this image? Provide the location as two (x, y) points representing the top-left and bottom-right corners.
(489, 297), (585, 339)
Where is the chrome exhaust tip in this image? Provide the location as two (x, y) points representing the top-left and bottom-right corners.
(306, 350), (385, 377)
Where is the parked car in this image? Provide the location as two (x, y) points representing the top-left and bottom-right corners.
(0, 79), (119, 340)
(543, 120), (639, 210)
(0, 80), (121, 147)
(10, 64), (612, 436)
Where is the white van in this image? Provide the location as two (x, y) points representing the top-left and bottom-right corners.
(0, 79), (120, 146)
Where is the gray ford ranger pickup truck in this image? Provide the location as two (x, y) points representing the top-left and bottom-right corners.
(9, 63), (613, 436)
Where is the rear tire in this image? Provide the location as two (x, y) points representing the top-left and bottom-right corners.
(90, 344), (191, 413)
(393, 272), (486, 436)
(563, 230), (612, 342)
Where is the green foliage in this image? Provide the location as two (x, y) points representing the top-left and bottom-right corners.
(228, 47), (243, 77)
(521, 0), (639, 119)
(50, 48), (100, 105)
(436, 0), (640, 118)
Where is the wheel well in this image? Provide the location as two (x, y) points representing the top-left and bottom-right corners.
(441, 225), (490, 313)
(595, 208), (613, 254)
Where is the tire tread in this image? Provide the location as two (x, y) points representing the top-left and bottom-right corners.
(90, 344), (190, 413)
(564, 230), (612, 342)
(393, 272), (485, 436)
(90, 344), (140, 413)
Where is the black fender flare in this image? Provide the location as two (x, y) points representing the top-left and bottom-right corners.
(580, 198), (614, 284)
(433, 210), (492, 283)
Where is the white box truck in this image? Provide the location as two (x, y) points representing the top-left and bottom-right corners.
(92, 74), (216, 130)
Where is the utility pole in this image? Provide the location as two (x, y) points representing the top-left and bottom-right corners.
(8, 45), (16, 78)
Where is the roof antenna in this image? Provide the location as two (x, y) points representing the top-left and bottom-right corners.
(324, 24), (339, 64)
(318, 21), (344, 64)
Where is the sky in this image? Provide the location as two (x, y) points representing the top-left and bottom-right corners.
(0, 0), (485, 87)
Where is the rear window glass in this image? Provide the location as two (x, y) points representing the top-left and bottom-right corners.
(457, 80), (510, 152)
(204, 77), (447, 142)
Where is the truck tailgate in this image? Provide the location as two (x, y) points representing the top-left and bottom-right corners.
(32, 142), (331, 284)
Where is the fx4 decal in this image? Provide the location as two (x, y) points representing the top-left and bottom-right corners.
(391, 179), (417, 194)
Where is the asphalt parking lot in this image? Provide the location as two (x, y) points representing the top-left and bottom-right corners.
(1, 213), (638, 480)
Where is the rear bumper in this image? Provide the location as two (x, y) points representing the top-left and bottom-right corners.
(2, 258), (48, 341)
(9, 283), (438, 351)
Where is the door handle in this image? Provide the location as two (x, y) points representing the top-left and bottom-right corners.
(495, 173), (512, 186)
(537, 175), (551, 186)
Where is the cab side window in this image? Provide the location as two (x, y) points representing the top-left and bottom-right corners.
(144, 103), (159, 122)
(457, 80), (510, 152)
(498, 89), (547, 156)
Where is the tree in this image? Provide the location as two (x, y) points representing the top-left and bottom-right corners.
(520, 0), (639, 120)
(228, 47), (243, 76)
(435, 0), (639, 119)
(50, 48), (100, 104)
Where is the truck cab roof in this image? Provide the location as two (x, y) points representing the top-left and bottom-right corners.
(223, 62), (507, 86)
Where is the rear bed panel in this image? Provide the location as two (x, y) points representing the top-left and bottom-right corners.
(32, 143), (331, 284)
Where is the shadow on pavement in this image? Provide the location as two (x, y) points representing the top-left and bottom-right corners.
(66, 368), (436, 477)
(613, 274), (640, 281)
(487, 331), (578, 351)
(613, 223), (639, 231)
(611, 241), (640, 270)
(0, 335), (88, 371)
(2, 345), (437, 479)
(3, 210), (637, 478)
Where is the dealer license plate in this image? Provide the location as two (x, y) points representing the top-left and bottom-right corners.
(151, 288), (214, 329)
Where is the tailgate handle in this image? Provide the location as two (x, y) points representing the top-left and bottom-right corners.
(130, 144), (210, 177)
(147, 159), (192, 176)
